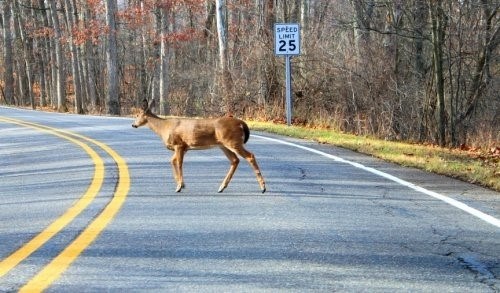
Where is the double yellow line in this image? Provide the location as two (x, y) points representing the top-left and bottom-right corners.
(0, 117), (130, 292)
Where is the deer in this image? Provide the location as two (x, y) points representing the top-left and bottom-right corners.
(132, 99), (266, 194)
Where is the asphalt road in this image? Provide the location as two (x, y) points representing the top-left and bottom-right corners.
(0, 106), (499, 292)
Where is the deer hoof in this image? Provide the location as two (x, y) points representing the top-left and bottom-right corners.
(175, 182), (186, 192)
(261, 187), (266, 194)
(218, 186), (225, 193)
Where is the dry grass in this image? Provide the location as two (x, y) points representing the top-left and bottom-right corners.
(248, 121), (499, 192)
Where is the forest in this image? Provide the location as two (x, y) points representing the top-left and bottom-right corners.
(0, 0), (498, 148)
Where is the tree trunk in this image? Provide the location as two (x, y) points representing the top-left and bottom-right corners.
(413, 0), (427, 78)
(150, 7), (161, 110)
(350, 0), (375, 58)
(82, 5), (98, 111)
(36, 0), (50, 108)
(159, 6), (170, 116)
(215, 0), (233, 114)
(456, 0), (498, 125)
(2, 1), (15, 105)
(49, 0), (67, 112)
(204, 0), (216, 39)
(105, 0), (120, 115)
(13, 1), (35, 109)
(44, 0), (58, 109)
(65, 0), (84, 114)
(139, 0), (149, 106)
(429, 0), (446, 146)
(257, 0), (278, 106)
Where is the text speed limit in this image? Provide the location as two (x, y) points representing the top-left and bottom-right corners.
(274, 23), (301, 56)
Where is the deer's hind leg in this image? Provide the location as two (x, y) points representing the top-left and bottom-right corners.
(228, 144), (266, 193)
(218, 146), (239, 193)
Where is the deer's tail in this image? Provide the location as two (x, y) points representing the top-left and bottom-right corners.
(242, 122), (250, 144)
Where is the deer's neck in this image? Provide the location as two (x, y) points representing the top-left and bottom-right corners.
(147, 115), (172, 137)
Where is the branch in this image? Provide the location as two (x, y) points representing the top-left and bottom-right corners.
(334, 19), (431, 42)
(361, 24), (431, 42)
(18, 2), (49, 11)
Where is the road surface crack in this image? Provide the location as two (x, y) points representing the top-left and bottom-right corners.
(431, 226), (499, 291)
(298, 167), (306, 180)
(457, 253), (498, 291)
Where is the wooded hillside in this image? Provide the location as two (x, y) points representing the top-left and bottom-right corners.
(1, 0), (498, 147)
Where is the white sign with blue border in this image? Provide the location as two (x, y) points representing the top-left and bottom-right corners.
(274, 23), (300, 56)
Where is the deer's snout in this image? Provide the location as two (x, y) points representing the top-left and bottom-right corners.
(132, 124), (138, 128)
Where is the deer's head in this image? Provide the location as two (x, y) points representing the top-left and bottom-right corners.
(132, 99), (154, 128)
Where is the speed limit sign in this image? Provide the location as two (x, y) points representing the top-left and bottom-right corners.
(274, 23), (300, 56)
(274, 23), (300, 126)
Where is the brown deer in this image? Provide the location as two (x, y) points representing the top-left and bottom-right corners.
(132, 99), (266, 193)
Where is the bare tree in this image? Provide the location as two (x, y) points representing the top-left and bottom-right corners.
(2, 0), (15, 105)
(49, 0), (67, 112)
(36, 0), (51, 108)
(13, 1), (35, 109)
(256, 0), (278, 106)
(105, 0), (120, 115)
(159, 3), (170, 116)
(64, 0), (84, 113)
(350, 0), (375, 58)
(429, 0), (446, 146)
(215, 0), (233, 113)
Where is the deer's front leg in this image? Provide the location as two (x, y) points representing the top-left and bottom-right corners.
(172, 146), (187, 192)
(170, 155), (182, 192)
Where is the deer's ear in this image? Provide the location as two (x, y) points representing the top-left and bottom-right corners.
(141, 99), (149, 111)
(148, 99), (155, 110)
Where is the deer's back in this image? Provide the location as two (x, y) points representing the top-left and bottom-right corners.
(166, 117), (247, 149)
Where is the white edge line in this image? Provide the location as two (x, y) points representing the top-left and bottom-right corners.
(252, 134), (500, 228)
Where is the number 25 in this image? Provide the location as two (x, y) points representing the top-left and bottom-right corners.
(279, 40), (297, 52)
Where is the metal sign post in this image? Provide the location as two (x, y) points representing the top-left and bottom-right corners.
(274, 23), (300, 126)
(285, 55), (292, 126)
